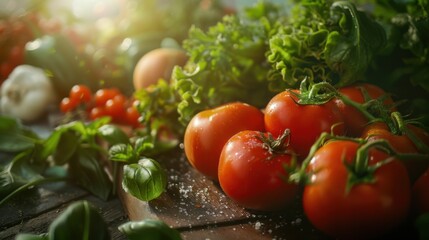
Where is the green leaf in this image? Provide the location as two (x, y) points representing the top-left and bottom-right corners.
(0, 116), (38, 152)
(122, 158), (167, 201)
(325, 1), (386, 86)
(97, 124), (130, 146)
(109, 144), (136, 163)
(0, 150), (44, 198)
(51, 131), (80, 165)
(48, 201), (110, 240)
(68, 147), (112, 200)
(118, 220), (182, 240)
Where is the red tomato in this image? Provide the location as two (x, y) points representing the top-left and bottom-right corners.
(60, 97), (79, 113)
(362, 122), (429, 182)
(264, 90), (344, 159)
(334, 83), (395, 136)
(0, 62), (14, 79)
(413, 168), (429, 214)
(126, 106), (141, 128)
(89, 106), (108, 120)
(8, 45), (24, 66)
(303, 140), (411, 239)
(69, 84), (92, 104)
(184, 102), (265, 180)
(105, 94), (127, 122)
(218, 130), (298, 211)
(94, 88), (121, 107)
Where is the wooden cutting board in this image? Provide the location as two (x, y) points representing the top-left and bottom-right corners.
(115, 149), (417, 240)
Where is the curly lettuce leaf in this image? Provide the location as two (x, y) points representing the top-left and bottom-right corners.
(268, 0), (386, 87)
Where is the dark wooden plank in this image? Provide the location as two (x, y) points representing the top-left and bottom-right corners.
(0, 195), (128, 240)
(0, 182), (89, 228)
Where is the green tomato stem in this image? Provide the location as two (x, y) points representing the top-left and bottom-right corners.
(391, 111), (429, 154)
(338, 93), (377, 122)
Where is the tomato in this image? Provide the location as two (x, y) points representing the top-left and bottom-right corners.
(218, 130), (298, 211)
(94, 88), (121, 107)
(8, 45), (24, 66)
(105, 94), (127, 123)
(89, 106), (108, 120)
(60, 97), (79, 113)
(0, 62), (14, 79)
(413, 168), (429, 214)
(303, 140), (411, 239)
(362, 122), (429, 182)
(184, 102), (265, 180)
(264, 90), (344, 159)
(125, 104), (141, 128)
(69, 84), (92, 104)
(334, 83), (395, 136)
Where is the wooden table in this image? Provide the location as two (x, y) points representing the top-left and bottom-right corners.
(0, 121), (419, 240)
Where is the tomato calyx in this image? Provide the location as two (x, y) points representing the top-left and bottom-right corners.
(288, 132), (362, 184)
(256, 129), (292, 156)
(289, 78), (338, 105)
(389, 111), (429, 154)
(337, 84), (399, 129)
(344, 139), (396, 193)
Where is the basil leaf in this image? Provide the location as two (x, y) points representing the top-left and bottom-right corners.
(0, 116), (37, 152)
(0, 150), (43, 198)
(109, 144), (137, 163)
(97, 124), (130, 146)
(118, 220), (182, 240)
(51, 131), (80, 165)
(48, 201), (110, 240)
(122, 158), (167, 201)
(69, 147), (112, 200)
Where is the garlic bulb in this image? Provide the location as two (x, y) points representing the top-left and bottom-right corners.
(0, 65), (58, 122)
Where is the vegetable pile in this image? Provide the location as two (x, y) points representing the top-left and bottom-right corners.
(1, 0), (429, 239)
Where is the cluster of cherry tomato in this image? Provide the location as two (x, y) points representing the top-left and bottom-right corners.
(0, 15), (35, 82)
(183, 83), (429, 239)
(60, 84), (141, 128)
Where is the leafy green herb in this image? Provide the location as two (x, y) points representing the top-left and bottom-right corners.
(15, 201), (110, 240)
(15, 200), (181, 240)
(0, 117), (130, 205)
(118, 219), (182, 240)
(122, 158), (167, 201)
(268, 0), (386, 87)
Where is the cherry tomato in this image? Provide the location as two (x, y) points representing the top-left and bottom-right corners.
(413, 168), (429, 214)
(184, 102), (265, 180)
(8, 45), (24, 65)
(105, 94), (127, 122)
(60, 97), (79, 113)
(94, 88), (121, 107)
(334, 83), (395, 136)
(89, 106), (108, 120)
(69, 84), (92, 104)
(126, 105), (141, 128)
(303, 140), (411, 239)
(362, 122), (429, 182)
(264, 90), (344, 159)
(218, 130), (298, 211)
(0, 62), (14, 79)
